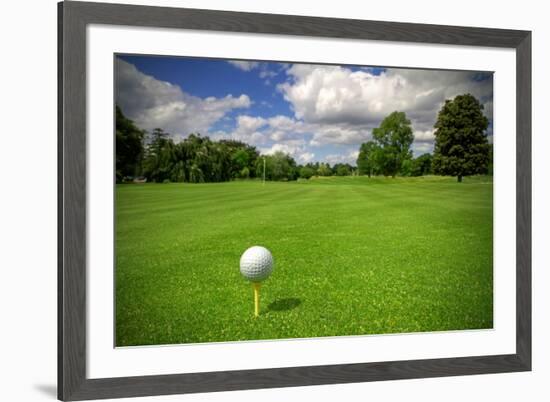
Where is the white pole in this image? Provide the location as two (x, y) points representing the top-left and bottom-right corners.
(263, 157), (266, 186)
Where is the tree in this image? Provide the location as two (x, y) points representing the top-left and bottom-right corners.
(299, 166), (315, 179)
(335, 164), (352, 176)
(432, 94), (490, 182)
(317, 163), (332, 176)
(371, 111), (414, 177)
(411, 153), (433, 176)
(115, 106), (145, 182)
(257, 152), (298, 181)
(400, 159), (413, 176)
(220, 140), (259, 179)
(143, 128), (173, 182)
(231, 149), (250, 178)
(356, 141), (379, 177)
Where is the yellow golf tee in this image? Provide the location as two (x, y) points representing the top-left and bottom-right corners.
(253, 282), (261, 317)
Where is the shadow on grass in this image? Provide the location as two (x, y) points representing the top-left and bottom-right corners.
(267, 297), (301, 312)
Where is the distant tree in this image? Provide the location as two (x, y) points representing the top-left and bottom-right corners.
(432, 94), (490, 182)
(257, 152), (298, 181)
(231, 149), (250, 178)
(317, 163), (332, 177)
(308, 162), (320, 173)
(188, 163), (204, 183)
(400, 159), (413, 176)
(205, 142), (231, 182)
(170, 160), (185, 182)
(143, 128), (174, 182)
(240, 166), (250, 178)
(411, 153), (433, 176)
(299, 166), (315, 179)
(220, 140), (259, 178)
(149, 128), (169, 153)
(356, 141), (379, 177)
(335, 164), (352, 176)
(372, 111), (414, 177)
(115, 106), (145, 182)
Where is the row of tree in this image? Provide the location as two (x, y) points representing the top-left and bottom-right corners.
(117, 106), (260, 183)
(356, 94), (491, 182)
(116, 93), (491, 184)
(117, 106), (359, 183)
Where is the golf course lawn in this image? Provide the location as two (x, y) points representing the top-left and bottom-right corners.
(115, 176), (493, 346)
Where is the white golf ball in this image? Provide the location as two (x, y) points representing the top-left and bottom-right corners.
(240, 246), (274, 282)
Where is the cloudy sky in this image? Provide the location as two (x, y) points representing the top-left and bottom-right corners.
(116, 55), (493, 165)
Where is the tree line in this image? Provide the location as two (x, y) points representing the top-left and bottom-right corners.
(117, 105), (259, 183)
(116, 93), (491, 184)
(116, 106), (353, 183)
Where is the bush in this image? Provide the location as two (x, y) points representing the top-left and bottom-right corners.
(299, 166), (315, 179)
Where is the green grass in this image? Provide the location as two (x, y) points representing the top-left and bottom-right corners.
(115, 176), (493, 346)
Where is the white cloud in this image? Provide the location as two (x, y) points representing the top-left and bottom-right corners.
(220, 114), (312, 147)
(267, 115), (301, 131)
(260, 101), (272, 108)
(223, 115), (269, 146)
(414, 129), (435, 143)
(325, 150), (360, 165)
(412, 142), (434, 156)
(218, 112), (372, 158)
(298, 152), (315, 163)
(263, 114), (370, 147)
(228, 60), (283, 85)
(260, 143), (301, 156)
(116, 59), (250, 138)
(227, 60), (260, 71)
(278, 64), (493, 148)
(266, 115), (308, 141)
(236, 115), (267, 132)
(310, 125), (369, 146)
(260, 67), (279, 85)
(260, 69), (278, 79)
(278, 65), (411, 126)
(259, 142), (314, 164)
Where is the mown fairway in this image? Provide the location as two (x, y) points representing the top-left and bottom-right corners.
(115, 176), (493, 346)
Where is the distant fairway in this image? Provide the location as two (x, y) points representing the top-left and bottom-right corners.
(115, 176), (493, 346)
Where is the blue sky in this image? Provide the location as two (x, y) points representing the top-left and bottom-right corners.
(116, 54), (493, 165)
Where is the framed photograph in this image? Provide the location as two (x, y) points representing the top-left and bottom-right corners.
(58, 1), (531, 400)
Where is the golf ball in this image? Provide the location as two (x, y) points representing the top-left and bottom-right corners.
(240, 246), (274, 282)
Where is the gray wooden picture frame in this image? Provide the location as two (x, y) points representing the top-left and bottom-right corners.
(58, 1), (532, 400)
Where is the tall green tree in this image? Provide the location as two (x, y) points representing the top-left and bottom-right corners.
(115, 106), (145, 182)
(371, 111), (414, 177)
(356, 141), (379, 177)
(143, 128), (173, 182)
(432, 94), (490, 182)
